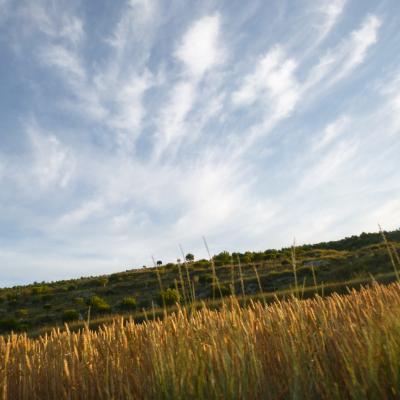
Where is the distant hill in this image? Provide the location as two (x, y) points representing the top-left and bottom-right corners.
(0, 228), (399, 335)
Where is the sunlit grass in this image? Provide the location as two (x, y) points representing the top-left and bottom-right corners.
(1, 281), (400, 399)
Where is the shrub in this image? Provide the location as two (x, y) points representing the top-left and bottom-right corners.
(210, 283), (231, 297)
(74, 297), (85, 306)
(109, 274), (122, 283)
(96, 277), (108, 287)
(199, 273), (213, 284)
(194, 259), (211, 269)
(15, 308), (29, 318)
(214, 251), (231, 266)
(89, 296), (111, 313)
(157, 289), (181, 306)
(62, 309), (80, 323)
(31, 285), (51, 295)
(119, 297), (137, 311)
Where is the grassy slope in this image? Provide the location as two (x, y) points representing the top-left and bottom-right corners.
(0, 229), (399, 335)
(1, 282), (400, 399)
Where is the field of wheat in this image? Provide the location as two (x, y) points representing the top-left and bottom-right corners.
(1, 282), (400, 399)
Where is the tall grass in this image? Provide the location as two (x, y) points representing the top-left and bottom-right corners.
(1, 282), (400, 399)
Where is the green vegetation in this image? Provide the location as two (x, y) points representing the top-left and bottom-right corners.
(89, 296), (111, 314)
(2, 283), (400, 399)
(0, 229), (399, 335)
(158, 288), (181, 306)
(62, 309), (80, 323)
(119, 296), (137, 310)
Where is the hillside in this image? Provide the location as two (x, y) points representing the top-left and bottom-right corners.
(0, 229), (399, 335)
(2, 282), (400, 399)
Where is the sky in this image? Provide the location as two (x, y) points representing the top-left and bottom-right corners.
(0, 0), (399, 287)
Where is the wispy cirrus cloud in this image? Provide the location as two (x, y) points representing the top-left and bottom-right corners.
(175, 13), (225, 79)
(232, 46), (299, 120)
(312, 115), (350, 151)
(317, 0), (347, 41)
(26, 120), (75, 189)
(305, 15), (382, 91)
(0, 0), (399, 286)
(154, 13), (225, 158)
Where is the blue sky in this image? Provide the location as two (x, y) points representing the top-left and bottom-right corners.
(0, 0), (399, 287)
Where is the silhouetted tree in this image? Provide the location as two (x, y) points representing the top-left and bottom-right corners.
(185, 253), (195, 262)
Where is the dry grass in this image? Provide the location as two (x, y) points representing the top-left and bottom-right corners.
(1, 282), (400, 399)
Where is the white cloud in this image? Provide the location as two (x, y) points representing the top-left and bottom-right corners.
(175, 14), (224, 79)
(306, 15), (381, 90)
(154, 13), (226, 158)
(318, 0), (346, 40)
(38, 44), (109, 121)
(106, 0), (158, 58)
(312, 115), (350, 151)
(57, 200), (104, 227)
(27, 122), (75, 188)
(371, 200), (400, 231)
(298, 138), (359, 191)
(155, 81), (196, 156)
(1, 0), (399, 287)
(108, 71), (153, 148)
(232, 46), (300, 120)
(20, 1), (85, 45)
(379, 73), (400, 133)
(39, 44), (85, 83)
(59, 15), (84, 44)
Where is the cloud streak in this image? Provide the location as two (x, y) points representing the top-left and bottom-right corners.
(0, 1), (398, 286)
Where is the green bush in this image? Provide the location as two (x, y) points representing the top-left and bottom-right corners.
(109, 273), (122, 283)
(62, 309), (80, 323)
(199, 273), (213, 284)
(96, 278), (108, 287)
(194, 259), (211, 269)
(157, 289), (181, 306)
(74, 297), (85, 306)
(211, 283), (231, 297)
(15, 308), (29, 318)
(213, 251), (231, 266)
(89, 296), (111, 313)
(31, 285), (51, 295)
(119, 297), (137, 310)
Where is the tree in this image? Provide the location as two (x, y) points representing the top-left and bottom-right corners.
(157, 289), (181, 306)
(119, 297), (137, 311)
(185, 253), (195, 262)
(214, 251), (231, 266)
(62, 309), (80, 323)
(242, 252), (253, 264)
(89, 296), (111, 313)
(156, 260), (163, 266)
